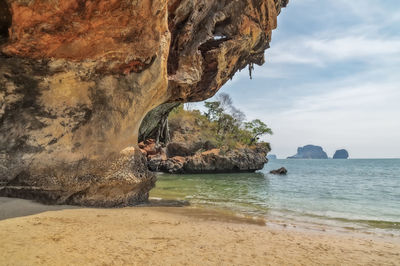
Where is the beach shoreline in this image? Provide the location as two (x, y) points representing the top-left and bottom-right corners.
(0, 197), (399, 265)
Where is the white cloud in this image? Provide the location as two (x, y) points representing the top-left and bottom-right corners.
(265, 35), (400, 67)
(284, 82), (399, 115)
(207, 0), (400, 158)
(305, 37), (400, 62)
(259, 76), (400, 158)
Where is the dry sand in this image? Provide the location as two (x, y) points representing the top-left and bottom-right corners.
(1, 205), (399, 266)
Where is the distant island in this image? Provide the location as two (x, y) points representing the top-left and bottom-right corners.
(287, 145), (328, 159)
(267, 154), (277, 160)
(333, 149), (349, 159)
(287, 145), (350, 159)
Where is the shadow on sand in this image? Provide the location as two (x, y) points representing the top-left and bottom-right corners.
(0, 197), (189, 221)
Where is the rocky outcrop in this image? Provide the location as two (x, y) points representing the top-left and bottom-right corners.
(142, 141), (269, 174)
(333, 149), (349, 159)
(287, 145), (328, 159)
(140, 110), (271, 174)
(0, 0), (287, 206)
(269, 167), (287, 175)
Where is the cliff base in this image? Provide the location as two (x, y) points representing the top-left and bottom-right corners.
(141, 139), (268, 174)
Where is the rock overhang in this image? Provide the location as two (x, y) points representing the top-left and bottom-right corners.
(0, 0), (288, 206)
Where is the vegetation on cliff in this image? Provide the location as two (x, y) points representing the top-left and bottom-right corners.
(169, 93), (272, 151)
(138, 94), (273, 174)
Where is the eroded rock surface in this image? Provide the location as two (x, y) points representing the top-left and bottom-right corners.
(141, 140), (269, 174)
(0, 0), (287, 206)
(167, 0), (288, 101)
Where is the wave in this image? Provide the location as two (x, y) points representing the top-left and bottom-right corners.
(269, 208), (400, 231)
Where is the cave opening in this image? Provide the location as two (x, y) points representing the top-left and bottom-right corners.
(0, 0), (11, 42)
(213, 17), (231, 40)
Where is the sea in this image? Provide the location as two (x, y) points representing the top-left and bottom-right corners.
(150, 159), (400, 236)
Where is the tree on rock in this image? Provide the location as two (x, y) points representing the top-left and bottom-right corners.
(244, 119), (273, 144)
(204, 101), (224, 121)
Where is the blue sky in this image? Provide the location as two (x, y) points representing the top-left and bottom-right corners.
(193, 0), (400, 158)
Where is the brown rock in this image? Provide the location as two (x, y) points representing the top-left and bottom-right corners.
(269, 167), (288, 175)
(167, 142), (195, 157)
(182, 145), (269, 174)
(171, 156), (186, 164)
(201, 149), (221, 156)
(148, 144), (270, 174)
(143, 144), (158, 156)
(139, 149), (148, 157)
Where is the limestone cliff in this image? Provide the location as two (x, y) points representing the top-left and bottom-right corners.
(0, 0), (288, 206)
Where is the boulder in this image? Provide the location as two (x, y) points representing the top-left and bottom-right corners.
(148, 155), (186, 174)
(269, 167), (287, 175)
(166, 142), (196, 157)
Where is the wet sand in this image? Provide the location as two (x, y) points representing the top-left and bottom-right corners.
(0, 198), (399, 265)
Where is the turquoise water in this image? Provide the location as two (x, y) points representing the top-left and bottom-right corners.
(151, 159), (400, 233)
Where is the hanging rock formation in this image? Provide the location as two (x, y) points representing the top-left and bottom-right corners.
(0, 0), (288, 206)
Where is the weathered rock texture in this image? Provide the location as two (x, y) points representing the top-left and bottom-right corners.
(0, 0), (287, 206)
(142, 140), (269, 174)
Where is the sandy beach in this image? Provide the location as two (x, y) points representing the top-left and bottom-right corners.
(0, 199), (399, 265)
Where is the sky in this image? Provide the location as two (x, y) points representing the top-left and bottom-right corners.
(193, 0), (400, 159)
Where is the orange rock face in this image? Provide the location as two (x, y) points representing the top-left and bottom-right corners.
(3, 0), (165, 73)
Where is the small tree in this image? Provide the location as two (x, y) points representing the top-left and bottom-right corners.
(244, 119), (273, 144)
(203, 95), (273, 148)
(217, 113), (236, 134)
(204, 101), (223, 121)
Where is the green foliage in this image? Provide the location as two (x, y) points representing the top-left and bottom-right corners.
(244, 119), (273, 144)
(204, 101), (223, 121)
(169, 95), (273, 149)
